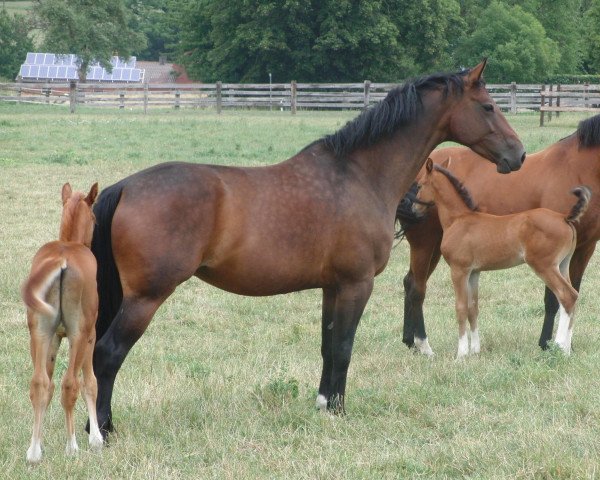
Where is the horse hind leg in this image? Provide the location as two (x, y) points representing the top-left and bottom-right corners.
(92, 294), (170, 438)
(62, 331), (85, 456)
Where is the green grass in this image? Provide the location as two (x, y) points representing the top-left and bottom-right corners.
(2, 1), (32, 16)
(1, 104), (599, 478)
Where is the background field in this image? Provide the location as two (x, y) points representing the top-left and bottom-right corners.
(0, 105), (599, 479)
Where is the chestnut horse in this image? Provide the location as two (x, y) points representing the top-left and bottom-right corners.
(22, 183), (103, 463)
(414, 159), (590, 357)
(90, 60), (525, 437)
(398, 114), (600, 355)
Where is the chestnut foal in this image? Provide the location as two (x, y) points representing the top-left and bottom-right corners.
(22, 183), (103, 464)
(414, 159), (590, 358)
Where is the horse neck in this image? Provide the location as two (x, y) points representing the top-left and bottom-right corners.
(431, 173), (474, 230)
(59, 200), (90, 246)
(349, 92), (451, 210)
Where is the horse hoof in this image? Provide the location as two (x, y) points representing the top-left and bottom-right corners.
(26, 445), (42, 465)
(315, 394), (328, 412)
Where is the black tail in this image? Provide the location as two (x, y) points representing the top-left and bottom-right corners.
(91, 180), (126, 342)
(395, 182), (426, 240)
(565, 185), (592, 224)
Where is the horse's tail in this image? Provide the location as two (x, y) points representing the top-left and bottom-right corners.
(395, 182), (426, 240)
(22, 256), (66, 317)
(566, 186), (592, 225)
(91, 181), (125, 342)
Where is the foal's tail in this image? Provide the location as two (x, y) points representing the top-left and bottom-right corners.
(566, 186), (592, 224)
(91, 181), (125, 342)
(395, 182), (426, 240)
(22, 256), (66, 317)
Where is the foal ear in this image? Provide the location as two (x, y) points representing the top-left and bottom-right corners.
(85, 183), (99, 206)
(441, 156), (452, 169)
(61, 183), (72, 205)
(467, 58), (487, 85)
(425, 158), (434, 173)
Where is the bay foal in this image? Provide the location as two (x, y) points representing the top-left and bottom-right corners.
(22, 183), (103, 463)
(414, 159), (590, 358)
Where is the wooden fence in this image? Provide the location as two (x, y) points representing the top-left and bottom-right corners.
(539, 84), (600, 125)
(0, 80), (584, 116)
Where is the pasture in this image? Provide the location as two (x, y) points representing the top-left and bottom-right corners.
(0, 104), (599, 478)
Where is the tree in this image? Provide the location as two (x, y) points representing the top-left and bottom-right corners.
(125, 0), (175, 61)
(455, 1), (559, 82)
(0, 10), (34, 80)
(34, 0), (146, 82)
(582, 0), (600, 73)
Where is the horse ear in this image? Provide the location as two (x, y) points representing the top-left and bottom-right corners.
(426, 158), (434, 173)
(467, 58), (487, 84)
(85, 183), (99, 206)
(61, 183), (72, 205)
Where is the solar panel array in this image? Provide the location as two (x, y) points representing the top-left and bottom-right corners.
(19, 53), (144, 82)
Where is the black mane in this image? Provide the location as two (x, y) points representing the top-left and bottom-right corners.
(434, 164), (478, 211)
(577, 114), (600, 148)
(322, 69), (471, 159)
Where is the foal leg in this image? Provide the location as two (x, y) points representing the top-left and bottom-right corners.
(450, 268), (470, 359)
(316, 288), (335, 412)
(533, 264), (578, 355)
(467, 272), (481, 355)
(539, 244), (595, 349)
(27, 317), (54, 464)
(92, 294), (169, 437)
(325, 279), (374, 414)
(80, 326), (103, 451)
(62, 329), (87, 456)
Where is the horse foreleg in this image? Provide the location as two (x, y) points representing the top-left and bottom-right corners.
(402, 228), (442, 355)
(92, 295), (167, 438)
(450, 268), (470, 359)
(326, 279), (374, 414)
(316, 288), (336, 412)
(467, 272), (480, 355)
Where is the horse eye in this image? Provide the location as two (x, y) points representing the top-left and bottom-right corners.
(482, 103), (494, 112)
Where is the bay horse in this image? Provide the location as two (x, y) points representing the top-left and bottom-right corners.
(398, 114), (600, 355)
(22, 183), (103, 464)
(413, 158), (590, 357)
(90, 60), (525, 437)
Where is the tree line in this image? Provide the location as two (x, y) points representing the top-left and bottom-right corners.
(1, 0), (600, 83)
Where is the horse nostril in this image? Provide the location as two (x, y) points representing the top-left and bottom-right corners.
(521, 151), (526, 164)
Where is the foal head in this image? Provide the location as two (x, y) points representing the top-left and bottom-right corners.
(414, 158), (478, 217)
(59, 183), (99, 247)
(443, 59), (525, 173)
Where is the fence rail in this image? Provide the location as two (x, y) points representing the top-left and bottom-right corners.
(0, 81), (595, 117)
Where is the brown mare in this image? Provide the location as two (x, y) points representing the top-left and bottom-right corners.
(22, 183), (103, 463)
(413, 158), (590, 357)
(89, 60), (525, 437)
(398, 114), (600, 355)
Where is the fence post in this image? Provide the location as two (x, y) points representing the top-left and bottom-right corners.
(364, 80), (371, 110)
(69, 80), (77, 113)
(291, 80), (297, 115)
(119, 91), (125, 109)
(216, 81), (222, 114)
(174, 89), (180, 109)
(143, 81), (149, 114)
(548, 84), (553, 122)
(584, 82), (590, 109)
(510, 82), (517, 114)
(17, 85), (22, 104)
(556, 84), (561, 118)
(540, 84), (546, 127)
(44, 84), (50, 104)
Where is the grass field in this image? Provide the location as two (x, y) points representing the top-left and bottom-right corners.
(1, 104), (599, 478)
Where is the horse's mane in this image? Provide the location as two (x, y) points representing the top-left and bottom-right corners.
(433, 164), (478, 211)
(577, 114), (600, 148)
(320, 69), (472, 159)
